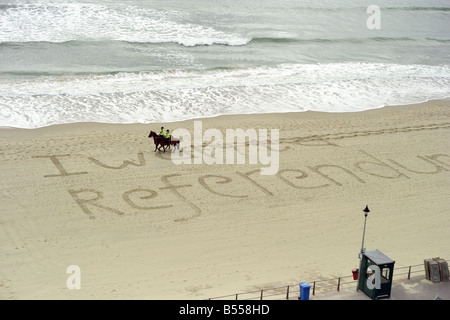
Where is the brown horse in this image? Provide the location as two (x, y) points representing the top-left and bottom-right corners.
(148, 131), (180, 153)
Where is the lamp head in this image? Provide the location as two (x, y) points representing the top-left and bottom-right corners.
(363, 205), (370, 216)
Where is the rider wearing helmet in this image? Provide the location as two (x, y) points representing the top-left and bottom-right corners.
(165, 129), (171, 142)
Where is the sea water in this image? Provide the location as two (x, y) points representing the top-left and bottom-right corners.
(0, 0), (449, 128)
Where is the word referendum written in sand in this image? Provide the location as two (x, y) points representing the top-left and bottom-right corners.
(171, 121), (279, 175)
(32, 151), (450, 220)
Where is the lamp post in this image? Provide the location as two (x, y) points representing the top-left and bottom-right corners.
(359, 205), (370, 259)
(357, 205), (370, 291)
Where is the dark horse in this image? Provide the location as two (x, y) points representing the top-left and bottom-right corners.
(148, 131), (180, 153)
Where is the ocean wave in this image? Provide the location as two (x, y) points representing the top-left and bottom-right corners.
(385, 7), (450, 12)
(250, 37), (420, 45)
(0, 3), (249, 46)
(1, 63), (449, 129)
(2, 35), (448, 51)
(263, 5), (450, 12)
(2, 2), (448, 47)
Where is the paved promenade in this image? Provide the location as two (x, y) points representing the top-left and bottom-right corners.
(311, 276), (449, 300)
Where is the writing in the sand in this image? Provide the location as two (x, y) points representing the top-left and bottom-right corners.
(32, 151), (450, 220)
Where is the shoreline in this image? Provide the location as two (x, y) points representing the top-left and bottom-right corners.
(1, 98), (450, 138)
(1, 98), (449, 299)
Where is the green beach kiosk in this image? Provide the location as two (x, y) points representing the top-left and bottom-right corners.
(358, 249), (395, 300)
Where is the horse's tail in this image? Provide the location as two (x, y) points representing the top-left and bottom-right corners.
(176, 140), (180, 150)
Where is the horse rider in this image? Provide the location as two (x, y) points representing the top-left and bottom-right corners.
(165, 129), (171, 142)
(159, 126), (165, 137)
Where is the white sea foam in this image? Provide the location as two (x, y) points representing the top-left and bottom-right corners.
(1, 63), (449, 128)
(0, 2), (250, 46)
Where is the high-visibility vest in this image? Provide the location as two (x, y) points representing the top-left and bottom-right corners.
(159, 129), (165, 135)
(165, 132), (171, 139)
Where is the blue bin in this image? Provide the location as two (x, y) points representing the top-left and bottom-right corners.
(299, 282), (311, 300)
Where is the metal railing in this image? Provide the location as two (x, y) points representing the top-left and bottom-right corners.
(208, 260), (448, 300)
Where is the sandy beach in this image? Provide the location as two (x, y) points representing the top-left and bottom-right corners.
(1, 99), (449, 300)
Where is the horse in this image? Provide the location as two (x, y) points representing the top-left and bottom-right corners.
(148, 131), (167, 152)
(148, 131), (180, 153)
